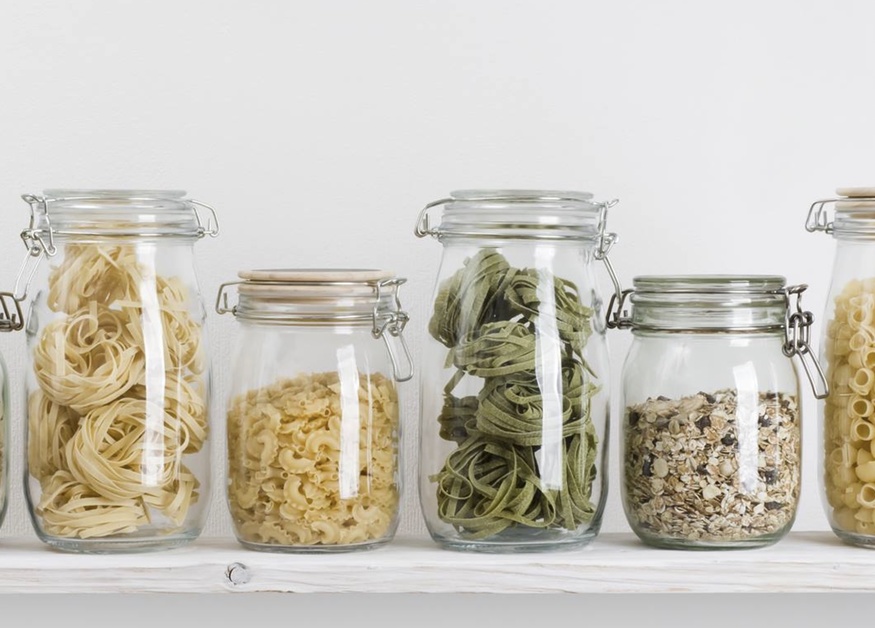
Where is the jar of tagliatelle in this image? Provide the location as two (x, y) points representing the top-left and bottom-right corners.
(16, 190), (219, 553)
(807, 188), (875, 547)
(414, 190), (621, 552)
(216, 269), (412, 552)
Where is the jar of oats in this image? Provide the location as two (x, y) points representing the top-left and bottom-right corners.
(807, 189), (875, 547)
(217, 269), (412, 552)
(618, 276), (826, 549)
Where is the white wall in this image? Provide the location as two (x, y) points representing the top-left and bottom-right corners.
(0, 0), (872, 546)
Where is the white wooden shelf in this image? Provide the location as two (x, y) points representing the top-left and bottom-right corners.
(0, 532), (870, 593)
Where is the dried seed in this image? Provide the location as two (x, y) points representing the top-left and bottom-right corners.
(653, 458), (669, 478)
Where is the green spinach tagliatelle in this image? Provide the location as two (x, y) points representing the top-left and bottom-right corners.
(429, 249), (600, 539)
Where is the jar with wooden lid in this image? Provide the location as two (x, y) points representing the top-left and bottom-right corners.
(217, 269), (412, 552)
(15, 190), (219, 553)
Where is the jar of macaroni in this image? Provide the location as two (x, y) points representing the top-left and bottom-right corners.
(16, 190), (219, 553)
(217, 269), (412, 552)
(616, 276), (827, 549)
(807, 188), (875, 546)
(414, 190), (621, 552)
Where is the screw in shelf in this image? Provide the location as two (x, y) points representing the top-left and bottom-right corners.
(226, 562), (251, 586)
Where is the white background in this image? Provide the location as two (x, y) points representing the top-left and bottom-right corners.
(0, 0), (874, 621)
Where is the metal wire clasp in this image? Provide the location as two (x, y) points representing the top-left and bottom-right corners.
(13, 194), (58, 304)
(782, 284), (829, 399)
(373, 278), (414, 382)
(592, 199), (631, 330)
(0, 293), (23, 332)
(215, 281), (241, 315)
(805, 196), (875, 234)
(190, 199), (220, 238)
(414, 198), (452, 238)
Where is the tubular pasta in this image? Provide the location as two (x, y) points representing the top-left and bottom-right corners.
(227, 371), (399, 548)
(28, 244), (207, 539)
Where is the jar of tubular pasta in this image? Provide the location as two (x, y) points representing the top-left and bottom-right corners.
(217, 269), (412, 552)
(617, 276), (827, 550)
(15, 190), (219, 553)
(414, 190), (622, 552)
(806, 188), (875, 547)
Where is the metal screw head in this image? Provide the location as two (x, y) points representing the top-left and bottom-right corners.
(226, 562), (251, 586)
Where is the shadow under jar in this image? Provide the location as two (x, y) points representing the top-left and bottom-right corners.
(618, 275), (828, 550)
(414, 190), (622, 552)
(17, 190), (219, 553)
(217, 269), (413, 553)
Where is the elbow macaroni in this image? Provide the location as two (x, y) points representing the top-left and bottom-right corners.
(227, 371), (399, 548)
(825, 278), (875, 535)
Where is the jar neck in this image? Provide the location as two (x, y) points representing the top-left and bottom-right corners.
(420, 190), (609, 241)
(629, 276), (788, 333)
(234, 291), (397, 326)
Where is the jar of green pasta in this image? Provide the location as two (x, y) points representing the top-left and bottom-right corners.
(414, 190), (621, 552)
(15, 190), (219, 553)
(807, 188), (875, 547)
(216, 269), (412, 552)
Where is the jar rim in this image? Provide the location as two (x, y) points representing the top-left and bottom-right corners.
(449, 189), (595, 203)
(24, 189), (209, 239)
(425, 188), (607, 241)
(238, 268), (394, 283)
(632, 275), (787, 295)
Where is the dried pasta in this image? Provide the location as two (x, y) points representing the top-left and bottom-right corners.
(28, 243), (207, 539)
(428, 250), (599, 540)
(227, 371), (399, 547)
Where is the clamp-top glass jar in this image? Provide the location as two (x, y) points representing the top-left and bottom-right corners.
(16, 190), (219, 553)
(217, 269), (412, 552)
(807, 188), (875, 546)
(414, 190), (621, 552)
(0, 294), (25, 532)
(616, 276), (827, 549)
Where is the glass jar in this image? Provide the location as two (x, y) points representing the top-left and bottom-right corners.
(216, 269), (412, 552)
(414, 189), (621, 552)
(0, 294), (24, 532)
(16, 189), (219, 553)
(617, 275), (827, 549)
(807, 188), (875, 547)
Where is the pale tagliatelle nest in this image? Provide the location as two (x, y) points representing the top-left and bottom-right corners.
(28, 244), (208, 540)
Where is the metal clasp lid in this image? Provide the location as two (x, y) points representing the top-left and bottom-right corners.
(13, 194), (58, 306)
(189, 199), (220, 238)
(0, 293), (23, 332)
(590, 198), (632, 330)
(373, 278), (414, 383)
(782, 284), (829, 399)
(216, 272), (414, 383)
(806, 194), (875, 234)
(13, 193), (219, 304)
(414, 197), (453, 239)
